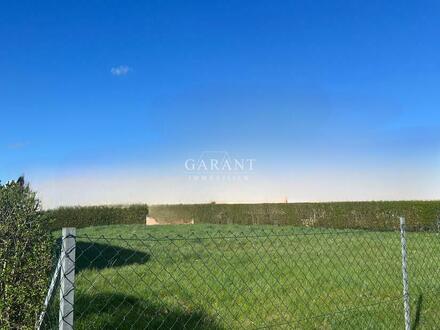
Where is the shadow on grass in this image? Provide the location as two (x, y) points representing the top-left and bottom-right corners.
(412, 294), (423, 330)
(75, 293), (223, 330)
(76, 241), (150, 273)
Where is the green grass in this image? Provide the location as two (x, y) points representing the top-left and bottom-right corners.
(48, 224), (440, 329)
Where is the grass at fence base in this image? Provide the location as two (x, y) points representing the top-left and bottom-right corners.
(48, 224), (440, 329)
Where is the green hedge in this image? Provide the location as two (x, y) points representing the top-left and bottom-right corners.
(0, 179), (52, 328)
(149, 201), (440, 230)
(46, 204), (149, 230)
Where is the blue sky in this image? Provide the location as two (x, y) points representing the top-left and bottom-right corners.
(1, 1), (439, 207)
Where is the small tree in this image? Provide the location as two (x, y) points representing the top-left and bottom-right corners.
(0, 178), (52, 328)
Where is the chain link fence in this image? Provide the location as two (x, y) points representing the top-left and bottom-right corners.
(39, 220), (440, 329)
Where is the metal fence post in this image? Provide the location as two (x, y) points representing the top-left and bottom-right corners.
(59, 227), (76, 330)
(399, 217), (411, 330)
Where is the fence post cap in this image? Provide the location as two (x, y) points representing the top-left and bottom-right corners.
(62, 227), (76, 235)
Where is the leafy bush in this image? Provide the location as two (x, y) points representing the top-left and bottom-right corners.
(46, 204), (149, 230)
(149, 201), (440, 230)
(0, 179), (52, 329)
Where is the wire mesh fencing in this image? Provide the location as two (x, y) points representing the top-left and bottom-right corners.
(40, 222), (440, 329)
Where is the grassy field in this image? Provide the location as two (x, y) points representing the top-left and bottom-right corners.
(47, 224), (440, 329)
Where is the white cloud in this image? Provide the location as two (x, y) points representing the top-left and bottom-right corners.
(7, 142), (28, 150)
(110, 65), (131, 76)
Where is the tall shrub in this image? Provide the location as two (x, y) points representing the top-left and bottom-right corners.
(0, 178), (52, 329)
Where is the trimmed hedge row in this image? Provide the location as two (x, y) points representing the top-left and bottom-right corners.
(149, 201), (440, 230)
(46, 204), (149, 230)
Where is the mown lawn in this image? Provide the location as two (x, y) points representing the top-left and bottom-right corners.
(46, 224), (440, 329)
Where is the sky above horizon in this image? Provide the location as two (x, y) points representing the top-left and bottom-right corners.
(1, 1), (440, 208)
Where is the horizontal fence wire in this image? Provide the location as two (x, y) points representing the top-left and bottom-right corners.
(42, 224), (440, 329)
